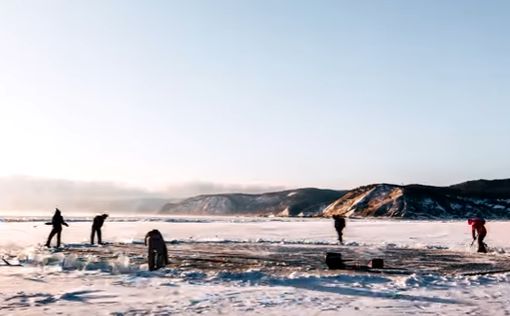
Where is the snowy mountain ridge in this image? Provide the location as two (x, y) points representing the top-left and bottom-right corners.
(324, 179), (510, 219)
(160, 188), (345, 217)
(159, 179), (510, 219)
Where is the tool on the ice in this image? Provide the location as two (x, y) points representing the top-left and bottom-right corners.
(1, 256), (22, 267)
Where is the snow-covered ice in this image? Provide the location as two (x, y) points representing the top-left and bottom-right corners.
(1, 216), (510, 315)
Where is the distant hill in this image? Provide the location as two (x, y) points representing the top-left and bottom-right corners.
(159, 188), (346, 216)
(449, 179), (510, 198)
(323, 179), (510, 219)
(158, 179), (510, 219)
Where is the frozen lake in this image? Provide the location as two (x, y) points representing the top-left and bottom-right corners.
(1, 216), (510, 315)
(2, 215), (510, 251)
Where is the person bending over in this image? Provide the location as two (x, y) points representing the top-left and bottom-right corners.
(91, 214), (109, 245)
(145, 229), (169, 271)
(468, 217), (487, 253)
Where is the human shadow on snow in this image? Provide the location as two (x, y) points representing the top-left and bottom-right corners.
(277, 279), (466, 305)
(4, 290), (117, 306)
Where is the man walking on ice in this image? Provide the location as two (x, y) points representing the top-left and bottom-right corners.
(333, 215), (346, 244)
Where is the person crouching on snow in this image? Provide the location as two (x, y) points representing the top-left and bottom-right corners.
(144, 229), (169, 271)
(468, 217), (487, 253)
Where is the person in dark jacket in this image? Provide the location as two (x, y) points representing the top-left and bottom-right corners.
(91, 214), (109, 245)
(333, 215), (346, 244)
(45, 208), (69, 248)
(144, 229), (169, 271)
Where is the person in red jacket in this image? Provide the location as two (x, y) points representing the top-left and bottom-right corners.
(468, 217), (487, 253)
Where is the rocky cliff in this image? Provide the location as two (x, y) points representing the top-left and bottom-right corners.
(323, 180), (510, 219)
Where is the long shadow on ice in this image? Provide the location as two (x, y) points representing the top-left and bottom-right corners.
(278, 279), (465, 305)
(60, 290), (117, 303)
(211, 271), (465, 305)
(4, 290), (117, 307)
(23, 277), (46, 283)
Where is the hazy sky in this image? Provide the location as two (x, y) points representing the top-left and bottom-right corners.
(1, 0), (509, 191)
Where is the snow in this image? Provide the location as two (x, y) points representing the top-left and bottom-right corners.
(2, 216), (510, 315)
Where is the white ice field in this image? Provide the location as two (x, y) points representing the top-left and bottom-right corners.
(1, 216), (510, 315)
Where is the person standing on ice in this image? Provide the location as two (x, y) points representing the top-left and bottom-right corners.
(144, 229), (169, 271)
(45, 208), (69, 248)
(333, 215), (346, 244)
(468, 217), (487, 253)
(91, 214), (109, 245)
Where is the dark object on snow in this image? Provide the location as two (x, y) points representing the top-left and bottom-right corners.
(145, 229), (169, 271)
(333, 215), (346, 244)
(468, 217), (487, 253)
(2, 258), (12, 266)
(326, 252), (388, 272)
(369, 258), (384, 269)
(45, 208), (69, 248)
(325, 252), (346, 269)
(91, 214), (109, 245)
(1, 257), (21, 267)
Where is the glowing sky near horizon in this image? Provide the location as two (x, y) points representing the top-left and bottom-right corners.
(0, 0), (509, 190)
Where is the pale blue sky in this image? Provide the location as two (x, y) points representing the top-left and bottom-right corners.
(0, 1), (509, 191)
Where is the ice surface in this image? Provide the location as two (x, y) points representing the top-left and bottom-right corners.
(1, 216), (510, 315)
